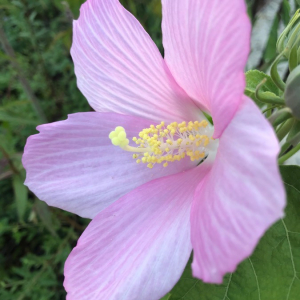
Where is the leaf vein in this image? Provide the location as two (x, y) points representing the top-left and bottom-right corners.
(248, 258), (261, 300)
(281, 219), (299, 300)
(222, 273), (232, 300)
(179, 279), (198, 300)
(283, 181), (300, 194)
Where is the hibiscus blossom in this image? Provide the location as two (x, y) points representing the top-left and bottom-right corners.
(22, 0), (285, 299)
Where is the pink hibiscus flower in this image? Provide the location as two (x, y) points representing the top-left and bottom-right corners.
(22, 0), (286, 299)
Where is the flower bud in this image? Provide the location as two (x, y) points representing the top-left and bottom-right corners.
(277, 9), (300, 57)
(284, 65), (300, 119)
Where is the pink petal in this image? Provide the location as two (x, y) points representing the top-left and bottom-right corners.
(64, 162), (212, 300)
(72, 0), (198, 123)
(161, 0), (251, 137)
(23, 112), (196, 219)
(191, 97), (286, 283)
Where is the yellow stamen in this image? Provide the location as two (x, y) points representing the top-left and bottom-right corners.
(109, 120), (213, 168)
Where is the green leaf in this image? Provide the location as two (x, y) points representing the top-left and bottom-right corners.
(0, 110), (39, 125)
(169, 165), (300, 300)
(282, 0), (292, 25)
(264, 16), (279, 63)
(246, 0), (284, 70)
(160, 293), (171, 300)
(12, 174), (28, 221)
(34, 199), (57, 237)
(53, 0), (85, 18)
(245, 70), (280, 107)
(202, 112), (213, 126)
(288, 120), (300, 140)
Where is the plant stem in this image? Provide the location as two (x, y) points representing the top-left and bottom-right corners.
(269, 108), (292, 125)
(288, 131), (300, 146)
(276, 118), (295, 141)
(0, 145), (19, 175)
(0, 170), (13, 180)
(278, 143), (300, 164)
(265, 104), (274, 117)
(0, 22), (47, 123)
(279, 142), (292, 157)
(270, 52), (286, 91)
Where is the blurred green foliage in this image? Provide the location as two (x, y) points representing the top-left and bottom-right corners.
(0, 0), (299, 299)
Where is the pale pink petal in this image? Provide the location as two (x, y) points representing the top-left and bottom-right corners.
(191, 97), (286, 283)
(23, 112), (196, 219)
(72, 0), (198, 123)
(162, 0), (251, 137)
(64, 162), (212, 300)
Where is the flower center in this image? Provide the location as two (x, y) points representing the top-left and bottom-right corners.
(109, 120), (215, 169)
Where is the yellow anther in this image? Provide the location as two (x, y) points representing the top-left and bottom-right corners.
(177, 139), (183, 145)
(200, 120), (208, 127)
(110, 119), (214, 169)
(204, 137), (210, 146)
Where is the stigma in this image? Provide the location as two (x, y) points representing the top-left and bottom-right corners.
(109, 121), (214, 169)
